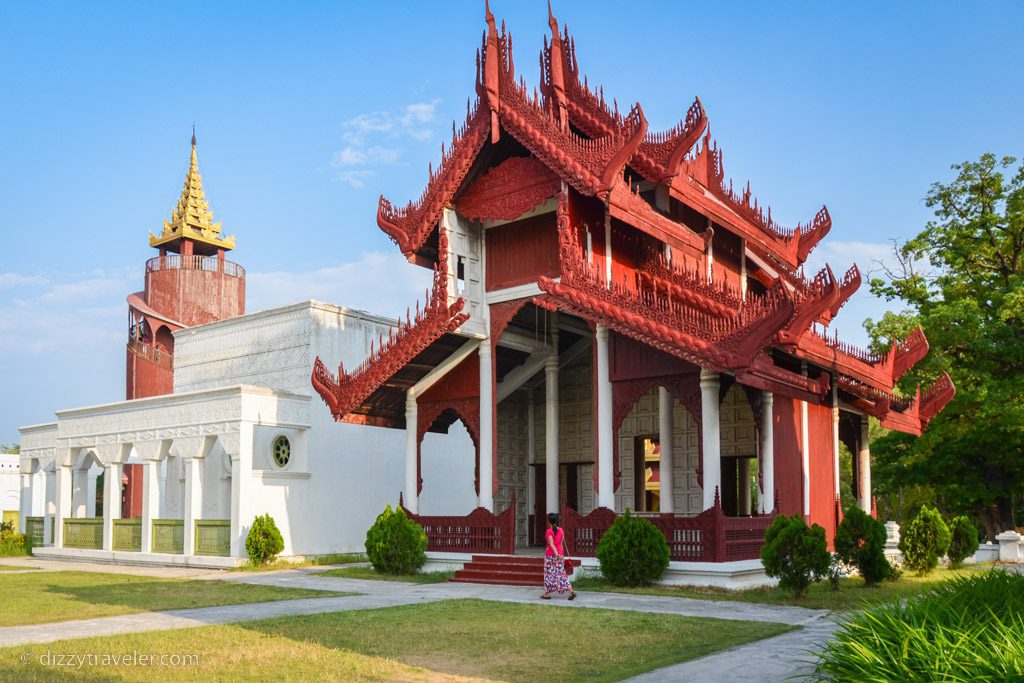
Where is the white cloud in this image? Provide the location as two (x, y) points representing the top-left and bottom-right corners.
(246, 251), (434, 320)
(0, 272), (48, 288)
(331, 99), (442, 186)
(804, 239), (894, 276)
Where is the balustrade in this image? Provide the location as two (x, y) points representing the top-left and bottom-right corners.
(562, 497), (775, 563)
(145, 254), (245, 278)
(25, 516), (44, 547)
(112, 519), (142, 551)
(401, 492), (516, 555)
(152, 519), (184, 554)
(194, 520), (231, 557)
(63, 518), (103, 549)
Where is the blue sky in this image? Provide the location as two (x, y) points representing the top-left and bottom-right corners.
(0, 1), (1021, 445)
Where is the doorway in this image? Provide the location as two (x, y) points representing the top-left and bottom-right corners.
(530, 462), (580, 545)
(633, 435), (661, 513)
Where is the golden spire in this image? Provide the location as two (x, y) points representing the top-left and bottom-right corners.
(149, 131), (236, 252)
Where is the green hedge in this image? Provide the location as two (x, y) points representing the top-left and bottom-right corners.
(595, 510), (670, 587)
(899, 505), (950, 575)
(815, 571), (1024, 680)
(0, 520), (31, 557)
(760, 514), (830, 598)
(834, 507), (891, 586)
(245, 514), (284, 565)
(365, 505), (426, 575)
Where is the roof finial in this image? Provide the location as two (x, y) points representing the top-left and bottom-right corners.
(548, 0), (558, 33)
(191, 123), (196, 148)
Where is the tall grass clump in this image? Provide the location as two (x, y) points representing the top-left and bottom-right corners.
(815, 570), (1024, 681)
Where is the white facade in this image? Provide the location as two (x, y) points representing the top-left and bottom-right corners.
(0, 451), (20, 525)
(18, 301), (474, 565)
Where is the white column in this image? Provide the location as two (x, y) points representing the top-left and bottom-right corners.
(527, 393), (536, 522)
(182, 457), (202, 556)
(19, 473), (31, 534)
(478, 340), (494, 512)
(658, 387), (674, 514)
(596, 325), (615, 509)
(226, 429), (252, 559)
(43, 469), (55, 546)
(140, 461), (159, 553)
(832, 385), (841, 502)
(71, 467), (87, 518)
(545, 355), (560, 514)
(859, 418), (872, 514)
(54, 464), (71, 547)
(800, 362), (811, 516)
(700, 369), (722, 510)
(760, 391), (775, 514)
(404, 391), (419, 514)
(738, 458), (751, 515)
(101, 463), (121, 551)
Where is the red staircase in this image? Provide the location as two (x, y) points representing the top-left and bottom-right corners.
(451, 555), (579, 586)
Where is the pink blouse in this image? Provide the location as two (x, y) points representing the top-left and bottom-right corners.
(545, 527), (564, 557)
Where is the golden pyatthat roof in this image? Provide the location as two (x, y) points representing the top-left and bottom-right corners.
(149, 135), (236, 252)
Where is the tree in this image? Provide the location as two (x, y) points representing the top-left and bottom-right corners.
(0, 444), (19, 454)
(867, 154), (1024, 539)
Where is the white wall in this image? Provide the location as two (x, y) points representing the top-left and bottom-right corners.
(0, 453), (19, 518)
(420, 420), (477, 515)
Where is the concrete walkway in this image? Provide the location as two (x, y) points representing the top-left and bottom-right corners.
(0, 557), (838, 681)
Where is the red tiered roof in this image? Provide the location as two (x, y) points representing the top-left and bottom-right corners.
(314, 3), (953, 436)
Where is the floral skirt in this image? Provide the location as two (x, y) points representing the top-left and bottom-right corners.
(543, 555), (572, 593)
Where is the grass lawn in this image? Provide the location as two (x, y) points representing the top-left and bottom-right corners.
(0, 571), (349, 627)
(574, 563), (992, 612)
(230, 553), (368, 572)
(0, 599), (793, 682)
(316, 566), (454, 583)
(0, 564), (37, 571)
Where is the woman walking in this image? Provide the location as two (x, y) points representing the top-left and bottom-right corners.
(541, 512), (576, 600)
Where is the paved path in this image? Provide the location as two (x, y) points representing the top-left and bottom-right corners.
(0, 557), (838, 680)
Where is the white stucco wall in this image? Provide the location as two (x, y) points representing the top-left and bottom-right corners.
(0, 453), (20, 519)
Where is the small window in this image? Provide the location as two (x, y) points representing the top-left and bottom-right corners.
(456, 256), (466, 294)
(272, 435), (291, 468)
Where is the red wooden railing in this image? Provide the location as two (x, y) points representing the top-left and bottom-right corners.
(562, 489), (776, 563)
(400, 492), (516, 556)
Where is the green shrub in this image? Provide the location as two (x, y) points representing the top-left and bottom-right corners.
(833, 507), (891, 586)
(760, 514), (831, 598)
(595, 509), (670, 586)
(899, 505), (950, 575)
(947, 515), (980, 569)
(0, 521), (30, 557)
(815, 570), (1024, 680)
(245, 514), (284, 565)
(365, 505), (427, 575)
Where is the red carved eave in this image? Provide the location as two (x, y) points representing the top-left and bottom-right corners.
(878, 372), (956, 436)
(377, 100), (490, 258)
(455, 156), (561, 222)
(311, 231), (471, 421)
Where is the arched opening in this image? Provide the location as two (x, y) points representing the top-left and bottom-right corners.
(419, 409), (477, 516)
(154, 325), (174, 355)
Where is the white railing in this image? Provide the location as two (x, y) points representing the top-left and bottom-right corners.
(146, 255), (245, 279)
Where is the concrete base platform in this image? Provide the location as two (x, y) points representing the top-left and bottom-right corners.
(32, 546), (245, 569)
(424, 551), (775, 589)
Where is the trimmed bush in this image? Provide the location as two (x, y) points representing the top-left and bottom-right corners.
(760, 514), (831, 598)
(595, 509), (670, 587)
(947, 515), (980, 569)
(245, 514), (284, 565)
(834, 507), (891, 586)
(365, 505), (427, 575)
(899, 505), (950, 575)
(0, 520), (30, 557)
(815, 571), (1024, 680)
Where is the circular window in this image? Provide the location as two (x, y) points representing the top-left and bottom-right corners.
(272, 436), (291, 468)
